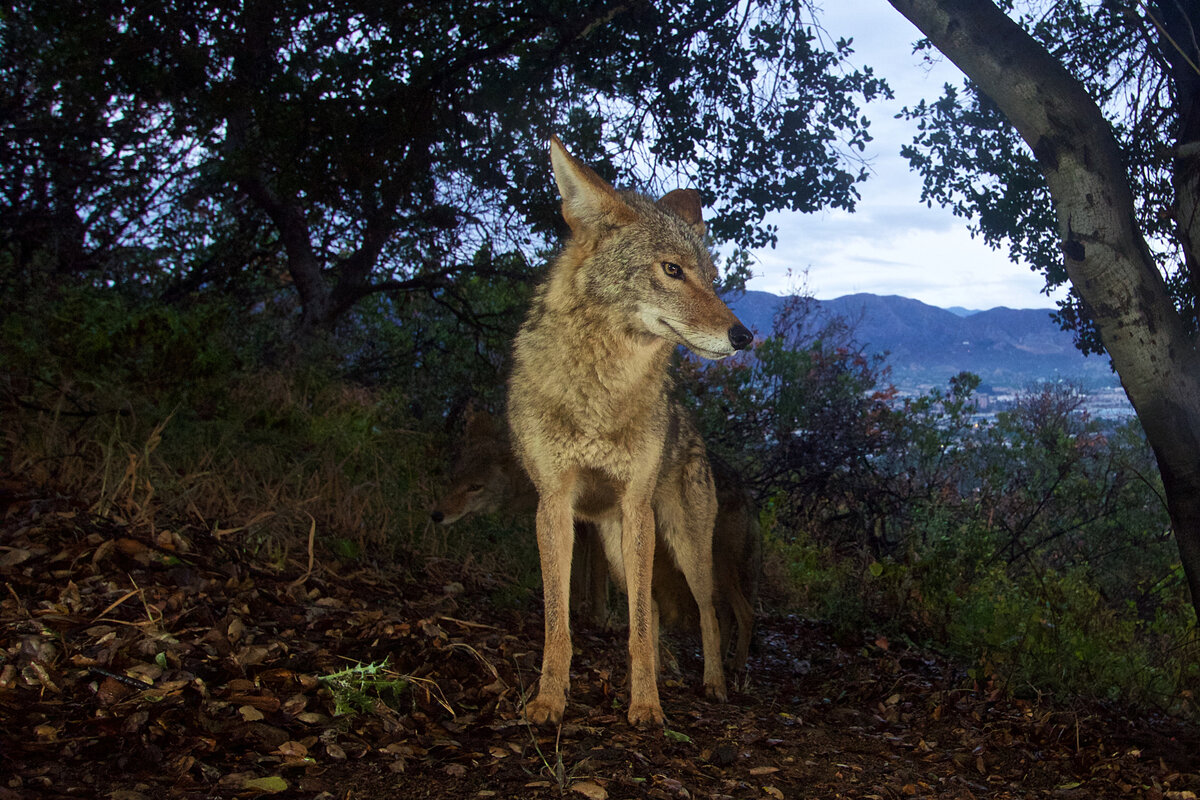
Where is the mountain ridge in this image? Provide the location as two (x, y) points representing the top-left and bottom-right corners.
(725, 290), (1117, 390)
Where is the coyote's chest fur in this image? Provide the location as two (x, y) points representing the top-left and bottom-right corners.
(512, 297), (672, 495)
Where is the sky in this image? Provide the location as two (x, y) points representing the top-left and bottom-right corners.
(745, 1), (1066, 311)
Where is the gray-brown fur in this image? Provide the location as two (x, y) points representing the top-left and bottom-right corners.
(507, 136), (752, 727)
(431, 409), (762, 672)
(653, 453), (761, 674)
(430, 408), (609, 626)
(430, 408), (536, 525)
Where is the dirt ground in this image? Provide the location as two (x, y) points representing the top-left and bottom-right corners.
(3, 481), (1198, 799)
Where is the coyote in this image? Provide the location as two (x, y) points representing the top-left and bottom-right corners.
(508, 136), (753, 726)
(430, 410), (761, 672)
(430, 407), (609, 626)
(429, 406), (536, 526)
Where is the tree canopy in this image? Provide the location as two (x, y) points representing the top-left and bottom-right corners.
(1, 0), (889, 332)
(897, 0), (1198, 354)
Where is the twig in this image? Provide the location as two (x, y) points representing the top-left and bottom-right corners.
(288, 513), (317, 588)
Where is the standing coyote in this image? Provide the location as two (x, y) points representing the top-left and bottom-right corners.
(430, 411), (761, 671)
(508, 136), (753, 726)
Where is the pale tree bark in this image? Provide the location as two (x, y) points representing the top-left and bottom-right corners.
(886, 0), (1200, 622)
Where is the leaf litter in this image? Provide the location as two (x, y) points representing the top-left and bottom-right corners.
(1, 479), (1198, 799)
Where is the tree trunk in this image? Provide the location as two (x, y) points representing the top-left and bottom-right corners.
(886, 0), (1200, 622)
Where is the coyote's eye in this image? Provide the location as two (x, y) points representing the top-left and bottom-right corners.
(467, 484), (484, 493)
(661, 261), (684, 280)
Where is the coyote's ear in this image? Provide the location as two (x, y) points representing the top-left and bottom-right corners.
(549, 136), (634, 234)
(658, 189), (707, 238)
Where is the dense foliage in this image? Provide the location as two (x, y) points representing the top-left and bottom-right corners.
(1, 0), (887, 332)
(898, 0), (1198, 354)
(678, 294), (1194, 708)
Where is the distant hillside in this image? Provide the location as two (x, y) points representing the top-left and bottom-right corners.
(725, 290), (1117, 391)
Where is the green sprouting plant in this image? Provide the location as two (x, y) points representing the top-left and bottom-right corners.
(318, 659), (413, 717)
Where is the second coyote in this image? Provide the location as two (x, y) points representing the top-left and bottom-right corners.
(508, 136), (753, 726)
(430, 407), (761, 673)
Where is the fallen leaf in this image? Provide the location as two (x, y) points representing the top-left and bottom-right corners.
(219, 772), (256, 787)
(571, 781), (608, 800)
(275, 740), (308, 758)
(750, 766), (779, 776)
(229, 693), (280, 712)
(115, 538), (149, 560)
(236, 644), (271, 666)
(97, 677), (135, 706)
(0, 548), (32, 567)
(242, 776), (288, 793)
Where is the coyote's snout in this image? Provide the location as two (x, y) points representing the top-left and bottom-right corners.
(429, 408), (536, 526)
(508, 136), (751, 727)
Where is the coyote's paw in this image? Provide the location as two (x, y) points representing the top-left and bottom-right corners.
(524, 694), (565, 727)
(627, 701), (665, 728)
(705, 680), (729, 704)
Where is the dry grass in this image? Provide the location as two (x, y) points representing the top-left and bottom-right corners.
(1, 369), (441, 563)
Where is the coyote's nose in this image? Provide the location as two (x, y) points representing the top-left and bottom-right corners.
(728, 324), (753, 351)
(430, 510), (444, 523)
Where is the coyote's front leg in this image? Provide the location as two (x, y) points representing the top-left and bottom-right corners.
(622, 495), (663, 726)
(527, 486), (576, 726)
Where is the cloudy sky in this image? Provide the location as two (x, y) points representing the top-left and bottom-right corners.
(745, 1), (1065, 311)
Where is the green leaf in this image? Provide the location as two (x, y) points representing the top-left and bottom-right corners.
(663, 728), (692, 743)
(242, 776), (288, 793)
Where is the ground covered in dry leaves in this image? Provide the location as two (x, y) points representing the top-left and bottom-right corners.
(3, 481), (1199, 799)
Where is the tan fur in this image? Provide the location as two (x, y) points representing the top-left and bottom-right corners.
(508, 137), (752, 726)
(431, 410), (762, 670)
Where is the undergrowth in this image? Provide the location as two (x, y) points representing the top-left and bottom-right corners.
(3, 285), (1196, 721)
(0, 287), (530, 580)
(763, 527), (1199, 718)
